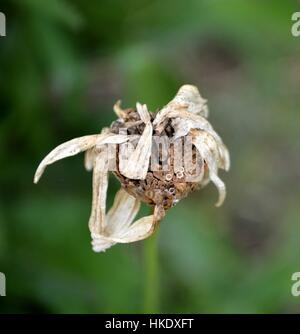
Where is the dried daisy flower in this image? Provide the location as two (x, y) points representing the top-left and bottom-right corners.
(34, 85), (230, 252)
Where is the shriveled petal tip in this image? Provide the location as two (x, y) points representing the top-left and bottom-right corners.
(113, 100), (127, 119)
(153, 85), (209, 129)
(84, 149), (95, 171)
(136, 102), (151, 123)
(92, 236), (115, 252)
(218, 144), (230, 171)
(192, 131), (228, 207)
(173, 85), (209, 116)
(33, 134), (100, 184)
(91, 215), (157, 252)
(211, 174), (226, 207)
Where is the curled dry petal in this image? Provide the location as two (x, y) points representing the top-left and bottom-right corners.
(192, 130), (226, 207)
(89, 163), (157, 252)
(113, 100), (127, 119)
(34, 133), (128, 182)
(171, 114), (217, 139)
(171, 84), (209, 117)
(218, 143), (230, 172)
(153, 85), (208, 131)
(119, 103), (153, 180)
(91, 188), (160, 252)
(172, 116), (230, 171)
(105, 188), (141, 235)
(34, 135), (99, 184)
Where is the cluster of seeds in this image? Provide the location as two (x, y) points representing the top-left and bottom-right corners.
(111, 108), (201, 211)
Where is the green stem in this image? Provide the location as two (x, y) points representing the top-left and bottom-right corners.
(143, 232), (159, 313)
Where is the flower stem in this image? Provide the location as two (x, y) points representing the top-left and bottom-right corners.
(143, 232), (159, 313)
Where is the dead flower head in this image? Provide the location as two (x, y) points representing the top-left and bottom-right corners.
(34, 85), (230, 252)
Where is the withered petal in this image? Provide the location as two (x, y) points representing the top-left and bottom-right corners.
(88, 150), (109, 234)
(34, 133), (128, 182)
(91, 189), (161, 252)
(84, 148), (95, 171)
(153, 85), (209, 130)
(106, 188), (140, 234)
(119, 103), (153, 180)
(113, 100), (127, 119)
(34, 135), (99, 183)
(192, 131), (227, 207)
(171, 84), (209, 117)
(173, 117), (230, 171)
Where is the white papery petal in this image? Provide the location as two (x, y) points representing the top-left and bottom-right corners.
(34, 135), (99, 183)
(218, 144), (230, 171)
(110, 215), (156, 243)
(193, 131), (226, 207)
(88, 150), (109, 234)
(171, 84), (209, 117)
(85, 133), (130, 173)
(209, 173), (226, 207)
(84, 149), (95, 171)
(106, 188), (140, 235)
(34, 133), (128, 182)
(91, 188), (160, 252)
(153, 85), (208, 131)
(119, 103), (152, 180)
(96, 134), (129, 145)
(92, 237), (116, 253)
(172, 117), (230, 171)
(113, 100), (127, 119)
(136, 102), (151, 123)
(92, 213), (156, 252)
(171, 116), (217, 140)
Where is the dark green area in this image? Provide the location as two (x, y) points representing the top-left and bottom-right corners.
(0, 0), (300, 313)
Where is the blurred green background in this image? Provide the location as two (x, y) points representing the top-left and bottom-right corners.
(1, 0), (300, 313)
